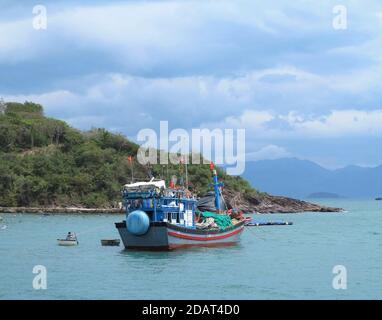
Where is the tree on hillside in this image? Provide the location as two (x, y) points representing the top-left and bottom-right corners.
(0, 98), (6, 115)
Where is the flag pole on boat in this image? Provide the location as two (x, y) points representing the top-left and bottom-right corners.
(128, 155), (134, 183)
(185, 154), (189, 190)
(210, 162), (224, 212)
(179, 156), (184, 186)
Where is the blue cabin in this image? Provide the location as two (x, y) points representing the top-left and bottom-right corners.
(122, 180), (198, 229)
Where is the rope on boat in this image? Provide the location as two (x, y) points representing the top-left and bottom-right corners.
(245, 221), (293, 227)
(244, 223), (267, 242)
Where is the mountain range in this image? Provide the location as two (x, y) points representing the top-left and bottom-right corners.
(243, 158), (382, 198)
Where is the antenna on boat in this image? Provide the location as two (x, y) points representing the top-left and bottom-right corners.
(166, 163), (169, 185)
(185, 154), (189, 190)
(179, 155), (189, 189)
(147, 161), (153, 179)
(128, 156), (134, 183)
(179, 156), (184, 187)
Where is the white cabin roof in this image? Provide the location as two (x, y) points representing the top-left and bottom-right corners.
(124, 179), (166, 189)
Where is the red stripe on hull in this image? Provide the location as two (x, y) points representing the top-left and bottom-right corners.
(168, 242), (237, 249)
(167, 226), (243, 241)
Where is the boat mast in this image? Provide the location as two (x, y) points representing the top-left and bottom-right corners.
(185, 155), (188, 189)
(128, 156), (134, 183)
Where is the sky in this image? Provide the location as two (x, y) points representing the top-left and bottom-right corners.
(1, 0), (382, 169)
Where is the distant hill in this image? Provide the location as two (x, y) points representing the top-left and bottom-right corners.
(243, 158), (382, 198)
(0, 101), (256, 208)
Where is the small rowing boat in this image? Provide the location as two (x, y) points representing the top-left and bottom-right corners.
(57, 239), (78, 246)
(57, 232), (78, 246)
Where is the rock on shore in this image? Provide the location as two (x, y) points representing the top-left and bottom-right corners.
(223, 188), (343, 213)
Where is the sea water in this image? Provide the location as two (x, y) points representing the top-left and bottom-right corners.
(0, 199), (381, 299)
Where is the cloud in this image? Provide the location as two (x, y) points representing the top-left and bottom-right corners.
(1, 0), (380, 80)
(206, 108), (382, 138)
(246, 145), (291, 161)
(2, 0), (382, 168)
(4, 68), (382, 139)
(0, 65), (333, 134)
(289, 109), (382, 137)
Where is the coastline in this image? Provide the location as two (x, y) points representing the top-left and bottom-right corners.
(0, 207), (124, 214)
(0, 202), (342, 215)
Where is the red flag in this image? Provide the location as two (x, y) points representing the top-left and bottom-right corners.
(210, 162), (214, 170)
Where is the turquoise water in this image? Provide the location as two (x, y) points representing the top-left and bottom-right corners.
(0, 199), (381, 300)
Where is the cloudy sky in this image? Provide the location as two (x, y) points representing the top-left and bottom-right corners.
(1, 0), (382, 169)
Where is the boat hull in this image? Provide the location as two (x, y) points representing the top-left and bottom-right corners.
(115, 221), (245, 250)
(57, 239), (78, 246)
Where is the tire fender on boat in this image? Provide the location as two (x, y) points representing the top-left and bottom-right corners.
(126, 210), (150, 235)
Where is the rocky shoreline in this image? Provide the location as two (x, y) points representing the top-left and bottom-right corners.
(0, 191), (342, 214)
(223, 189), (343, 213)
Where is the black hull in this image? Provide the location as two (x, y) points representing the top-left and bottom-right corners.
(115, 221), (245, 250)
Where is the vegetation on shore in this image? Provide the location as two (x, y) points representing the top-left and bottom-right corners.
(0, 101), (261, 208)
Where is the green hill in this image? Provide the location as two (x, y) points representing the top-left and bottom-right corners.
(0, 101), (258, 208)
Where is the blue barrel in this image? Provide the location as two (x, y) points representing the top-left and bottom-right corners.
(126, 210), (150, 235)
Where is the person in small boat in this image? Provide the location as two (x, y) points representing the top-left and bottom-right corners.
(66, 232), (77, 241)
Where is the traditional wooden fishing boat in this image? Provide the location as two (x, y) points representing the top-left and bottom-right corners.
(115, 168), (245, 250)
